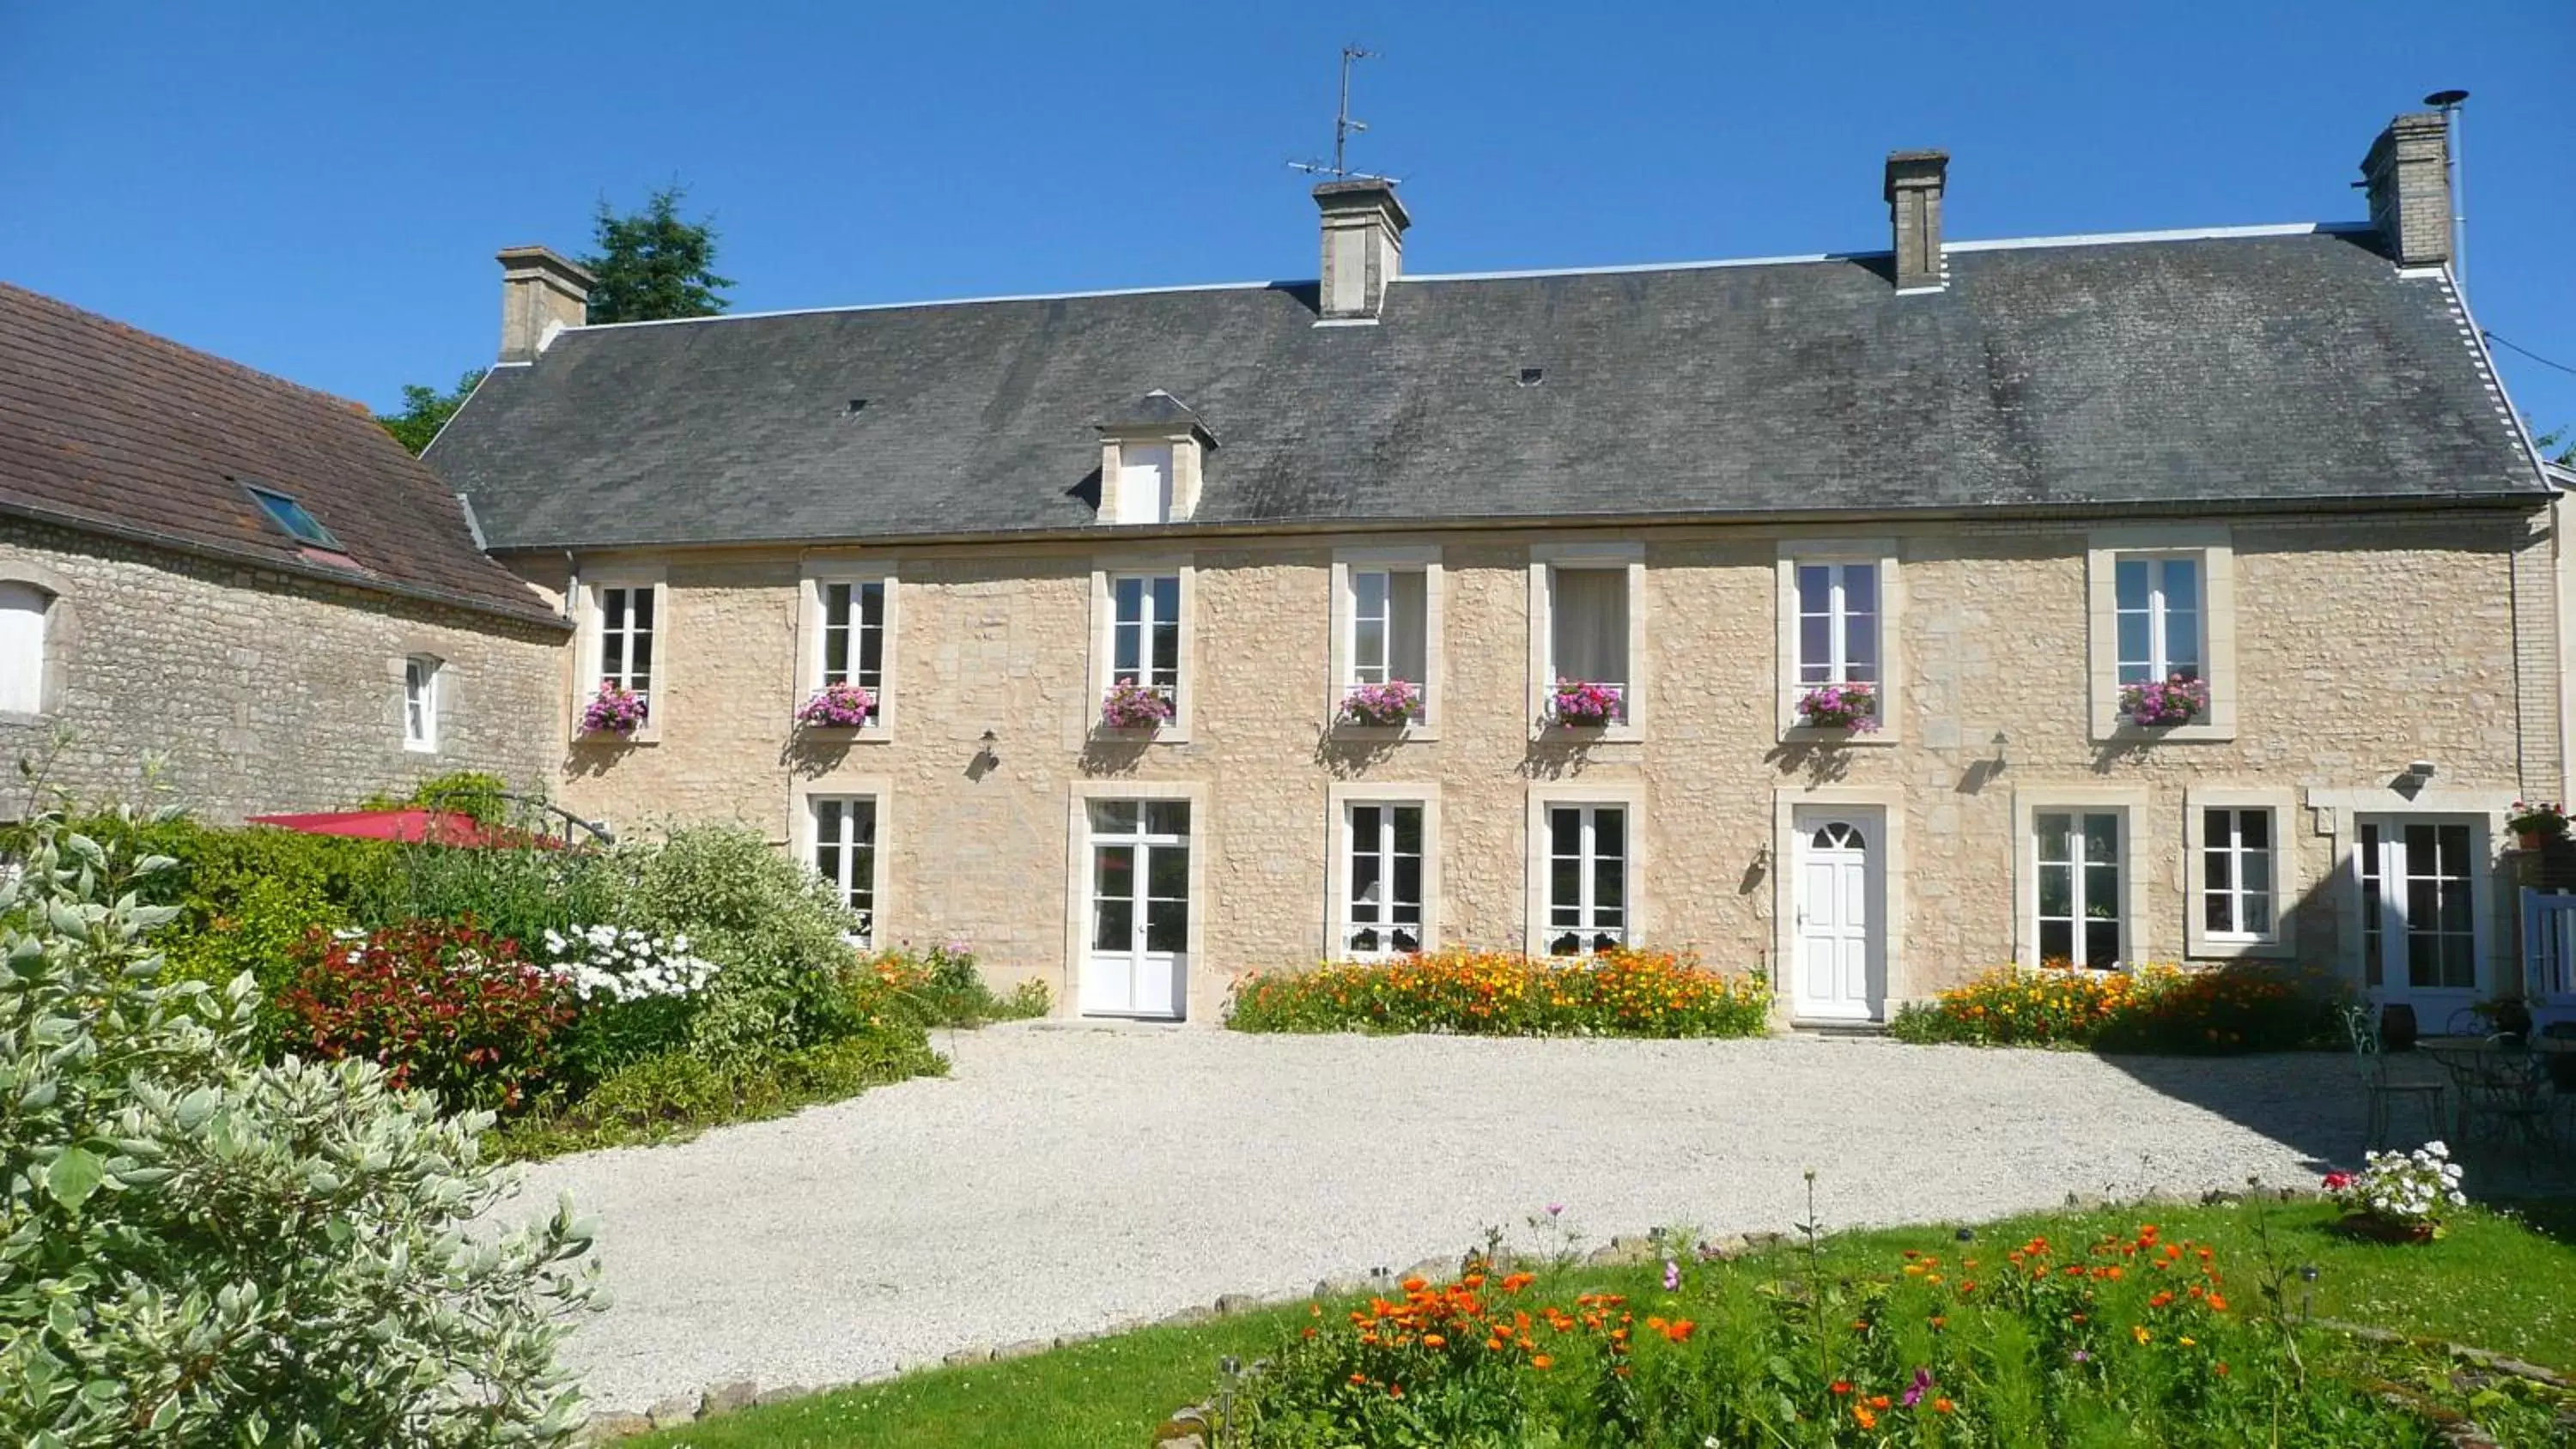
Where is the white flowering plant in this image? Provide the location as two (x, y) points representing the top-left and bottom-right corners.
(2324, 1140), (2467, 1235)
(544, 924), (720, 1080)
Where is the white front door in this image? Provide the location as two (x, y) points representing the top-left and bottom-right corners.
(1081, 799), (1189, 1019)
(2358, 815), (2487, 1029)
(1793, 807), (1882, 1021)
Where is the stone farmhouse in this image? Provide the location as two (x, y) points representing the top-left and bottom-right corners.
(423, 111), (2557, 1027)
(0, 282), (565, 821)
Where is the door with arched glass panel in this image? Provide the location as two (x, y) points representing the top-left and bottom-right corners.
(1793, 806), (1884, 1020)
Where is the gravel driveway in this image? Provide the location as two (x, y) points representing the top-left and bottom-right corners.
(510, 1025), (2354, 1410)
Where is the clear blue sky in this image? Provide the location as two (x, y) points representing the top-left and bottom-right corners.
(4, 2), (2570, 439)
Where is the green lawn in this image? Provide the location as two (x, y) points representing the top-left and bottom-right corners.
(623, 1197), (2576, 1448)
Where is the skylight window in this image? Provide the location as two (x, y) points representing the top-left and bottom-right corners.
(244, 484), (340, 549)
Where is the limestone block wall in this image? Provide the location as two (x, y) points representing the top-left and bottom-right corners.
(0, 520), (563, 822)
(522, 505), (2553, 1022)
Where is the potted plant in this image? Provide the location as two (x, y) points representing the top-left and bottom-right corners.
(1099, 679), (1175, 731)
(2322, 1141), (2464, 1243)
(1551, 681), (1622, 728)
(579, 684), (648, 738)
(1340, 679), (1421, 729)
(2508, 800), (2567, 851)
(2469, 994), (2534, 1042)
(2118, 674), (2209, 728)
(1795, 682), (1879, 732)
(795, 681), (878, 730)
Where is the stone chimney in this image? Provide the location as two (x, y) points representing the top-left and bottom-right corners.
(495, 246), (594, 363)
(1884, 149), (1949, 292)
(1314, 178), (1410, 321)
(2360, 112), (2451, 268)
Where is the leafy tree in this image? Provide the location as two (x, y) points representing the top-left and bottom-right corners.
(375, 370), (485, 456)
(0, 819), (599, 1445)
(2533, 424), (2573, 466)
(580, 185), (735, 324)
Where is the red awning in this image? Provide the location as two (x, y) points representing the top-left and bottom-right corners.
(244, 809), (554, 849)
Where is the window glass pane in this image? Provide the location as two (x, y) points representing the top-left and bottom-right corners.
(1549, 859), (1581, 920)
(2241, 809), (2269, 850)
(1145, 899), (1188, 955)
(2038, 862), (2072, 919)
(1391, 805), (1421, 855)
(1353, 616), (1387, 677)
(1151, 574), (1180, 622)
(1092, 844), (1133, 898)
(2205, 887), (2233, 934)
(1549, 807), (1582, 858)
(2164, 609), (2201, 676)
(2407, 931), (2438, 989)
(1089, 801), (1139, 834)
(2040, 919), (2073, 962)
(1844, 609), (1878, 681)
(1796, 564), (1832, 613)
(1391, 855), (1422, 914)
(1552, 568), (1628, 687)
(2085, 919), (2121, 966)
(2036, 813), (2071, 864)
(2116, 615), (2152, 682)
(1093, 895), (1133, 952)
(857, 583), (884, 685)
(2160, 558), (2198, 610)
(603, 589), (627, 633)
(629, 628), (653, 689)
(2241, 849), (2270, 895)
(1146, 843), (1188, 900)
(2440, 934), (2473, 989)
(1593, 807), (1625, 861)
(630, 588), (654, 630)
(1352, 570), (1388, 621)
(2202, 846), (2232, 896)
(851, 798), (877, 844)
(1151, 619), (1180, 683)
(1840, 563), (1877, 614)
(1145, 801), (1189, 837)
(823, 584), (851, 682)
(1799, 614), (1832, 683)
(1115, 576), (1145, 624)
(2244, 894), (2271, 936)
(1388, 571), (1428, 688)
(1595, 856), (1625, 912)
(2082, 815), (2119, 864)
(2115, 559), (2148, 611)
(2086, 864), (2120, 919)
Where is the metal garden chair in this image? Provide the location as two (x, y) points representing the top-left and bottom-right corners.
(2344, 1004), (2445, 1151)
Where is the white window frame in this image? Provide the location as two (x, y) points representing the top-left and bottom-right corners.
(793, 779), (890, 949)
(0, 573), (64, 719)
(1096, 433), (1205, 525)
(1089, 557), (1195, 742)
(1527, 542), (1646, 742)
(1524, 780), (1648, 958)
(578, 567), (666, 743)
(2184, 787), (2299, 959)
(1328, 546), (1444, 737)
(2086, 526), (2235, 742)
(402, 655), (440, 753)
(1327, 784), (1440, 959)
(798, 560), (901, 739)
(1775, 539), (1900, 743)
(2012, 787), (2150, 968)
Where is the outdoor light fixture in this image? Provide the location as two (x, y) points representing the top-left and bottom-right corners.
(975, 730), (1000, 769)
(2407, 760), (2437, 781)
(1991, 730), (2010, 770)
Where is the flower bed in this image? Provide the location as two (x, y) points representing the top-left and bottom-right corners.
(1227, 947), (1771, 1038)
(1887, 961), (2341, 1053)
(1796, 681), (1879, 731)
(2118, 673), (2208, 727)
(1229, 1218), (2496, 1447)
(2325, 1142), (2465, 1240)
(795, 681), (878, 728)
(1340, 679), (1421, 728)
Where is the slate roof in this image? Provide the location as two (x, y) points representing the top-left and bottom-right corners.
(428, 225), (2548, 553)
(0, 282), (559, 625)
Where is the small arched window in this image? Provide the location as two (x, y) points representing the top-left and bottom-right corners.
(0, 582), (51, 715)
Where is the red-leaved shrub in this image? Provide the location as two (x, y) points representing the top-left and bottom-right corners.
(274, 919), (574, 1114)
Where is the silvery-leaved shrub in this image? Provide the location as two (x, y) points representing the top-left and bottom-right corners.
(0, 818), (602, 1446)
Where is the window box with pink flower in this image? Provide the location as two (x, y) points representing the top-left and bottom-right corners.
(1099, 679), (1176, 732)
(579, 684), (649, 740)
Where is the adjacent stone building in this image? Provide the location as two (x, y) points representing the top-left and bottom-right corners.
(0, 282), (565, 820)
(428, 112), (2560, 1027)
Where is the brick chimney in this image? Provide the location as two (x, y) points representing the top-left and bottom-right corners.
(1885, 150), (1949, 293)
(2360, 112), (2451, 269)
(1314, 178), (1410, 321)
(495, 246), (594, 363)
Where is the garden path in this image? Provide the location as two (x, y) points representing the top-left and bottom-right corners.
(507, 1027), (2352, 1410)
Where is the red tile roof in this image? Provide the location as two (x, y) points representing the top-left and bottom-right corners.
(0, 282), (562, 626)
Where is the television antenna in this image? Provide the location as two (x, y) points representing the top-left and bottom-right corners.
(1288, 45), (1382, 180)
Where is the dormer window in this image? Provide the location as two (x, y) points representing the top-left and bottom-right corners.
(1095, 391), (1215, 527)
(244, 483), (339, 549)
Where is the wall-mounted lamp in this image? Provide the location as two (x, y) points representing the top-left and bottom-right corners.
(2407, 760), (2437, 781)
(1752, 843), (1771, 872)
(976, 730), (1000, 768)
(1990, 730), (2010, 771)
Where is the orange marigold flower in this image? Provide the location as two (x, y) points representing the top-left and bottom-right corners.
(2214, 1361), (2230, 1376)
(1423, 1333), (1446, 1349)
(2205, 1294), (2228, 1313)
(1934, 1397), (1956, 1414)
(1853, 1405), (1879, 1429)
(1531, 1354), (1554, 1370)
(1832, 1379), (1853, 1396)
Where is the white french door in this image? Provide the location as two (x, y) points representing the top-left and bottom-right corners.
(2358, 815), (2486, 1026)
(1793, 807), (1883, 1020)
(1082, 800), (1189, 1019)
